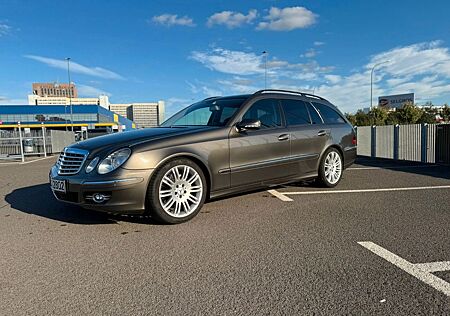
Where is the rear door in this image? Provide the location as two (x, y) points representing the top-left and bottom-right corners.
(281, 98), (326, 175)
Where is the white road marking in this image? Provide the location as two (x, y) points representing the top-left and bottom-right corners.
(358, 241), (450, 297)
(414, 261), (450, 273)
(267, 189), (293, 202)
(0, 156), (55, 166)
(348, 165), (441, 170)
(268, 185), (450, 200)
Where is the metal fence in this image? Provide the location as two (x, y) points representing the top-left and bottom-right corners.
(356, 123), (450, 164)
(0, 127), (75, 162)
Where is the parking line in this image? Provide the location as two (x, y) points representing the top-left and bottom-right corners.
(415, 261), (450, 273)
(267, 189), (293, 202)
(348, 165), (441, 170)
(0, 156), (54, 166)
(268, 185), (450, 200)
(358, 241), (450, 297)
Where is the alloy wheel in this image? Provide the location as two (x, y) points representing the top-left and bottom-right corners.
(158, 165), (203, 218)
(324, 151), (342, 185)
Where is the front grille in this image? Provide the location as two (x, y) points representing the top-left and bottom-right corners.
(56, 148), (89, 175)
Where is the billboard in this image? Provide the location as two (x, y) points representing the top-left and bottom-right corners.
(378, 93), (414, 109)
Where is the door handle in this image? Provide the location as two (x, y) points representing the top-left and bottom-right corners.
(318, 130), (327, 137)
(278, 134), (290, 141)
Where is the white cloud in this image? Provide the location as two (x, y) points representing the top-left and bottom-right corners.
(0, 95), (27, 105)
(370, 41), (450, 79)
(191, 48), (263, 75)
(315, 41), (450, 112)
(190, 41), (450, 113)
(324, 74), (342, 84)
(152, 14), (195, 27)
(207, 9), (257, 29)
(314, 41), (325, 46)
(301, 48), (317, 58)
(77, 84), (111, 97)
(24, 55), (125, 80)
(257, 6), (317, 31)
(0, 23), (11, 37)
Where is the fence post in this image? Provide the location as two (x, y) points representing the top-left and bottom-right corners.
(394, 124), (399, 160)
(421, 123), (428, 163)
(18, 122), (24, 162)
(371, 125), (377, 158)
(41, 123), (47, 157)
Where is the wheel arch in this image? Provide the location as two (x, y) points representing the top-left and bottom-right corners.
(318, 144), (345, 167)
(152, 153), (212, 199)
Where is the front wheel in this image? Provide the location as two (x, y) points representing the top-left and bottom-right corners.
(147, 159), (207, 224)
(317, 148), (343, 188)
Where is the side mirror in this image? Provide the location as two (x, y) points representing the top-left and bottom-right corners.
(236, 119), (261, 132)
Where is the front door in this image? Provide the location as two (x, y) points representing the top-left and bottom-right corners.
(229, 98), (293, 187)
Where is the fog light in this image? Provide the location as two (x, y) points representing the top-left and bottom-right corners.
(93, 193), (106, 203)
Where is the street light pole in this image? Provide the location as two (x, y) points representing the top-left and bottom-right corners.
(370, 60), (390, 110)
(66, 57), (74, 132)
(262, 51), (268, 89)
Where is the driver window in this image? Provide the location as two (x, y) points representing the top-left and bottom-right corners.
(242, 98), (281, 129)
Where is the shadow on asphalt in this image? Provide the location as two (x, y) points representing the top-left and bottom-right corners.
(5, 183), (161, 225)
(355, 157), (450, 180)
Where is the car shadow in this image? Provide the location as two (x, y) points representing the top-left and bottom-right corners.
(354, 156), (450, 180)
(4, 183), (160, 225)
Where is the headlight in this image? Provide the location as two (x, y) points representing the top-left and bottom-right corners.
(85, 157), (99, 173)
(97, 148), (131, 174)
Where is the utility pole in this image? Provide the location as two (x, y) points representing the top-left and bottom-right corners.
(370, 60), (390, 110)
(66, 57), (74, 132)
(262, 51), (268, 89)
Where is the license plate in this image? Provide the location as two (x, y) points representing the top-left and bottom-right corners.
(50, 178), (66, 193)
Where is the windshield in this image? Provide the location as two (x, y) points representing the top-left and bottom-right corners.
(161, 97), (248, 127)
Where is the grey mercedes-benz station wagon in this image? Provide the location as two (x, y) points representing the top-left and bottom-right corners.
(50, 89), (357, 224)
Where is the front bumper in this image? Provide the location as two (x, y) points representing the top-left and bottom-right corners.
(49, 165), (154, 214)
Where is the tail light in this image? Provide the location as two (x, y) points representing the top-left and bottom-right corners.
(352, 135), (357, 145)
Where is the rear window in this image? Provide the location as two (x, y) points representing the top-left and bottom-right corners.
(311, 102), (345, 124)
(281, 99), (311, 126)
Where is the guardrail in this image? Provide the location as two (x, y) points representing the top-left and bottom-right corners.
(0, 124), (75, 162)
(356, 123), (450, 164)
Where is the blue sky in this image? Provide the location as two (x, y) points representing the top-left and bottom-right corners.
(1, 0), (450, 115)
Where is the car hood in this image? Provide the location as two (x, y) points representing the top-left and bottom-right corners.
(70, 127), (209, 155)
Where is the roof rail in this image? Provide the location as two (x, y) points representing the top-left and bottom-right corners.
(253, 89), (327, 101)
(203, 96), (221, 101)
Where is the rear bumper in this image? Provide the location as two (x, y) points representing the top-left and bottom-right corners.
(344, 146), (357, 168)
(50, 166), (154, 214)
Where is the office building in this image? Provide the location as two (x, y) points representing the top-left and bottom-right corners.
(32, 82), (78, 98)
(109, 101), (165, 128)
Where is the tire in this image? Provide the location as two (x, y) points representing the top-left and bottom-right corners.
(316, 148), (343, 188)
(147, 158), (207, 224)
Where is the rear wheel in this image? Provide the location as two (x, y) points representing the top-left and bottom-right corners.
(147, 159), (206, 224)
(317, 148), (343, 188)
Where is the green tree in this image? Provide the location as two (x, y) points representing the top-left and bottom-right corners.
(386, 111), (401, 125)
(442, 104), (450, 122)
(396, 102), (423, 124)
(417, 111), (436, 124)
(345, 113), (357, 126)
(368, 106), (388, 125)
(354, 109), (371, 126)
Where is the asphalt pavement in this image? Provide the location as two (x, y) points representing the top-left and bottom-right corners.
(0, 156), (449, 315)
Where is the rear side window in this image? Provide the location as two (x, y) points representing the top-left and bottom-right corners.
(306, 103), (323, 124)
(281, 99), (311, 126)
(311, 102), (345, 124)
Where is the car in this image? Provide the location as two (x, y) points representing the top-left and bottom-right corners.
(49, 89), (357, 224)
